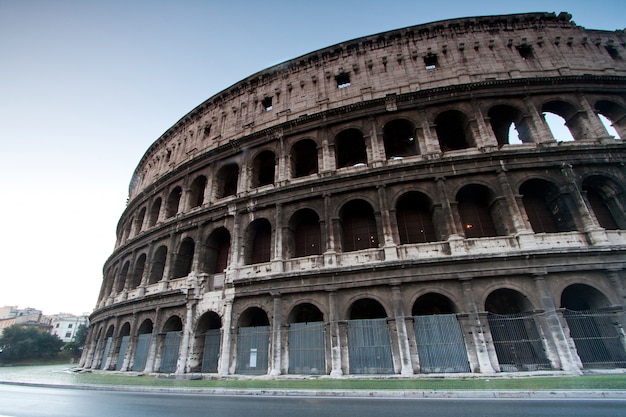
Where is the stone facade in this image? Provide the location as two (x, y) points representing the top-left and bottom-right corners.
(81, 12), (626, 376)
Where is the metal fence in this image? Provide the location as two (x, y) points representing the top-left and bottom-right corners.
(236, 326), (270, 375)
(100, 337), (112, 369)
(288, 322), (326, 374)
(348, 318), (394, 374)
(201, 329), (221, 373)
(413, 314), (470, 373)
(132, 333), (151, 371)
(487, 313), (551, 372)
(159, 331), (182, 373)
(115, 335), (130, 370)
(563, 309), (626, 369)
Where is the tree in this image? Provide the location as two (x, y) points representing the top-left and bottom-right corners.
(63, 324), (89, 356)
(0, 325), (64, 363)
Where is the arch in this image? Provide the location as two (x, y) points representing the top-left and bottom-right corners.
(165, 186), (182, 218)
(172, 237), (195, 279)
(134, 207), (146, 235)
(347, 298), (393, 374)
(288, 208), (322, 258)
(162, 315), (183, 332)
(196, 311), (222, 373)
(116, 261), (130, 293)
(148, 197), (161, 227)
(595, 100), (625, 139)
(215, 163), (239, 198)
(335, 128), (367, 168)
(435, 110), (474, 152)
(488, 104), (532, 145)
(340, 199), (379, 252)
(519, 179), (577, 233)
(188, 175), (207, 209)
(245, 218), (272, 265)
(132, 319), (153, 371)
(395, 192), (437, 244)
(287, 303), (325, 375)
(159, 315), (183, 373)
(236, 307), (270, 375)
(383, 119), (419, 159)
(130, 253), (146, 289)
(542, 100), (580, 142)
(561, 284), (626, 368)
(349, 298), (388, 319)
(582, 175), (626, 230)
(291, 139), (319, 178)
(411, 293), (470, 373)
(485, 289), (550, 372)
(251, 150), (276, 188)
(100, 324), (115, 369)
(148, 245), (167, 284)
(204, 227), (231, 274)
(456, 184), (499, 238)
(115, 322), (132, 371)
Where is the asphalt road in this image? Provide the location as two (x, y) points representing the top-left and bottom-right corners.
(0, 384), (625, 417)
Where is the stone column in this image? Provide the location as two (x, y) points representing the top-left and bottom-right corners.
(436, 177), (465, 255)
(272, 204), (284, 272)
(270, 293), (283, 376)
(328, 291), (343, 376)
(532, 273), (582, 373)
(523, 96), (554, 144)
(391, 285), (413, 375)
(219, 299), (234, 376)
(143, 309), (161, 374)
(323, 194), (338, 267)
(459, 278), (496, 373)
(177, 300), (196, 374)
(121, 313), (138, 371)
(377, 185), (397, 260)
(416, 108), (440, 157)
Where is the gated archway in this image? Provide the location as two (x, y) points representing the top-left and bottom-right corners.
(132, 319), (153, 372)
(236, 307), (270, 375)
(347, 298), (394, 374)
(196, 311), (222, 373)
(115, 322), (131, 370)
(561, 284), (626, 368)
(287, 303), (325, 374)
(159, 315), (183, 373)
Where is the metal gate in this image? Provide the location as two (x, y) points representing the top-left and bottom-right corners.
(201, 329), (221, 373)
(236, 326), (270, 374)
(100, 337), (112, 369)
(115, 335), (130, 370)
(132, 333), (151, 371)
(487, 313), (551, 372)
(348, 318), (394, 374)
(288, 322), (325, 374)
(413, 314), (470, 373)
(159, 331), (182, 373)
(564, 309), (626, 368)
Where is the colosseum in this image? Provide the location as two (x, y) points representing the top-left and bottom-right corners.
(81, 12), (626, 377)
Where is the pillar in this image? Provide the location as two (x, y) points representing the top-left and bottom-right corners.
(459, 278), (496, 373)
(391, 285), (413, 375)
(270, 293), (283, 376)
(328, 291), (343, 376)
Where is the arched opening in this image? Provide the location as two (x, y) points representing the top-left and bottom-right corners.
(195, 311), (222, 373)
(412, 293), (469, 373)
(172, 238), (195, 279)
(165, 186), (182, 218)
(204, 227), (231, 274)
(488, 105), (532, 145)
(335, 128), (367, 168)
(347, 298), (393, 374)
(542, 101), (581, 142)
(130, 254), (146, 290)
(148, 197), (161, 227)
(383, 119), (418, 159)
(289, 209), (321, 258)
(595, 100), (625, 139)
(115, 322), (131, 371)
(246, 219), (272, 264)
(100, 325), (115, 370)
(583, 176), (626, 230)
(485, 289), (550, 372)
(251, 150), (276, 188)
(148, 245), (167, 284)
(435, 110), (473, 152)
(116, 261), (130, 293)
(340, 200), (379, 252)
(236, 307), (270, 375)
(291, 139), (318, 178)
(132, 319), (153, 372)
(188, 175), (207, 209)
(395, 192), (437, 244)
(159, 315), (183, 373)
(456, 185), (499, 238)
(215, 163), (239, 198)
(561, 284), (626, 368)
(134, 207), (146, 235)
(520, 179), (577, 233)
(288, 303), (325, 375)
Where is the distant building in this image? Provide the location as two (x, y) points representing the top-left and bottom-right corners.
(0, 306), (49, 335)
(48, 314), (89, 343)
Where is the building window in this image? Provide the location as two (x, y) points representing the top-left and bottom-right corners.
(68, 324), (73, 328)
(516, 43), (533, 60)
(336, 72), (351, 88)
(65, 332), (72, 338)
(262, 97), (273, 111)
(424, 53), (438, 70)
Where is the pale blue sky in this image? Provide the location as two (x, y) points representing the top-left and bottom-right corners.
(0, 1), (624, 315)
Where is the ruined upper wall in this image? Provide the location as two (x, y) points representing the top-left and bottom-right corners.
(127, 12), (626, 201)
